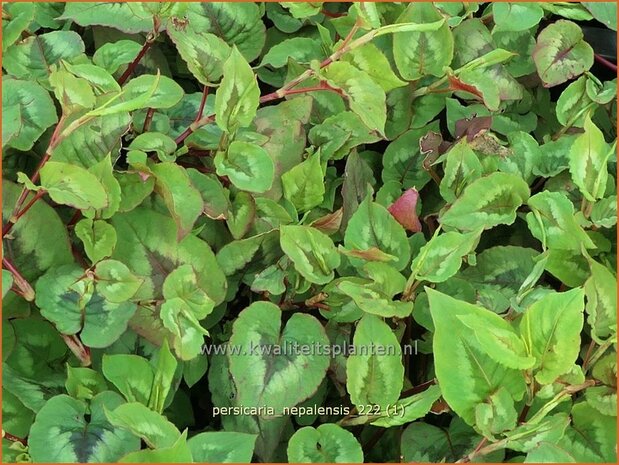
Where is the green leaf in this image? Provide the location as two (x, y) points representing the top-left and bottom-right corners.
(149, 339), (178, 414)
(280, 225), (340, 285)
(29, 393), (140, 462)
(347, 314), (404, 408)
(505, 413), (570, 452)
(492, 3), (544, 32)
(519, 288), (585, 384)
(121, 74), (185, 111)
(102, 354), (154, 406)
(440, 172), (530, 231)
(582, 2), (617, 31)
(39, 161), (108, 210)
(321, 61), (387, 134)
(2, 3), (35, 52)
(590, 195), (617, 228)
(565, 402), (616, 461)
(265, 3), (304, 33)
(341, 151), (375, 229)
(3, 390), (34, 441)
(371, 385), (443, 427)
(163, 264), (215, 320)
(2, 78), (58, 151)
(382, 125), (436, 190)
(92, 40), (142, 74)
(65, 366), (108, 401)
(287, 424), (363, 463)
(586, 76), (617, 104)
(3, 182), (74, 281)
(2, 269), (14, 299)
(75, 219), (117, 263)
(344, 43), (406, 93)
(456, 313), (535, 370)
(215, 46), (260, 134)
(569, 114), (613, 201)
(344, 195), (411, 271)
(556, 76), (592, 127)
(59, 3), (153, 34)
(128, 132), (177, 162)
(281, 2), (323, 19)
(183, 356), (209, 388)
(427, 289), (526, 426)
(309, 111), (381, 161)
(439, 139), (483, 203)
(83, 155), (122, 219)
(540, 3), (593, 20)
(167, 27), (230, 85)
(493, 30), (537, 78)
(337, 280), (412, 318)
(35, 265), (136, 348)
(452, 19), (524, 102)
(261, 37), (324, 69)
(188, 432), (257, 463)
(119, 433), (193, 463)
(228, 301), (330, 413)
(49, 68), (96, 113)
(33, 265), (90, 336)
(185, 2), (266, 62)
(393, 3), (454, 80)
(216, 233), (270, 276)
(106, 402), (181, 449)
(51, 113), (131, 168)
(282, 153), (325, 212)
(149, 162), (203, 238)
(533, 20), (594, 87)
(215, 141), (274, 194)
(526, 191), (596, 250)
(584, 256), (617, 344)
(3, 31), (84, 84)
(160, 297), (208, 361)
(83, 294), (138, 349)
(400, 423), (453, 462)
(587, 353), (617, 416)
(475, 387), (519, 439)
(187, 170), (230, 220)
(94, 259), (143, 303)
(411, 230), (481, 283)
(111, 207), (227, 304)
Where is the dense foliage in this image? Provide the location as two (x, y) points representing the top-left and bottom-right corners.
(2, 2), (617, 463)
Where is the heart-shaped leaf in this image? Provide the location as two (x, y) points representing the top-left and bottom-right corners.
(228, 301), (330, 413)
(28, 393), (140, 462)
(533, 20), (594, 87)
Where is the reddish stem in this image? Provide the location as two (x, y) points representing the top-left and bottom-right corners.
(321, 9), (346, 18)
(2, 257), (35, 301)
(67, 209), (82, 228)
(2, 190), (46, 237)
(197, 85), (209, 121)
(117, 41), (154, 85)
(174, 22), (359, 146)
(173, 86), (211, 145)
(400, 379), (437, 397)
(594, 53), (617, 73)
(460, 437), (489, 463)
(2, 431), (27, 446)
(61, 334), (91, 366)
(518, 404), (530, 424)
(117, 17), (160, 86)
(3, 115), (66, 238)
(142, 108), (156, 132)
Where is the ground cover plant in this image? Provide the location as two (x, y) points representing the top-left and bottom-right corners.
(1, 1), (617, 463)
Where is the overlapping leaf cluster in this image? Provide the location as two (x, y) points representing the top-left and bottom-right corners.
(1, 2), (617, 463)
